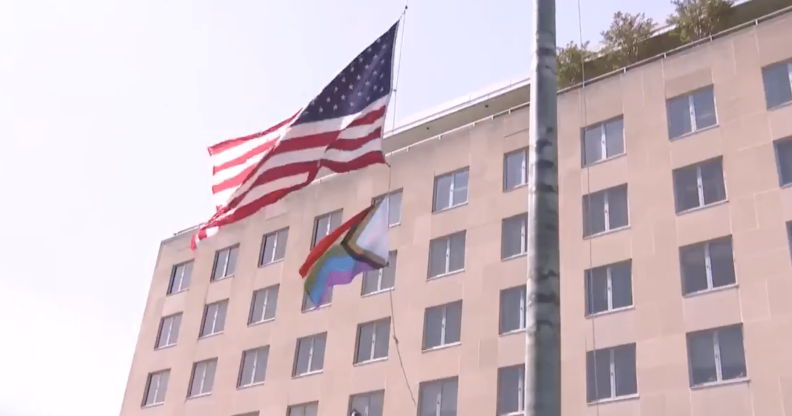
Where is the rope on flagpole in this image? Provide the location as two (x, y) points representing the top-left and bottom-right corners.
(385, 4), (418, 410)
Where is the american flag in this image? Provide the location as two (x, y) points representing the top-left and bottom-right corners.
(192, 21), (399, 250)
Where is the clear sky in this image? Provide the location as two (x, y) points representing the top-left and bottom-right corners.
(0, 0), (674, 415)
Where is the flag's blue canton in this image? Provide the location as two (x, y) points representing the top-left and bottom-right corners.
(295, 22), (399, 125)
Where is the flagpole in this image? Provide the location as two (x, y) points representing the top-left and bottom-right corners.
(524, 0), (560, 415)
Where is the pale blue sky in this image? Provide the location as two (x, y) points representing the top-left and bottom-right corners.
(0, 0), (674, 415)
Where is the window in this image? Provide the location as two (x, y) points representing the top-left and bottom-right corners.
(499, 286), (526, 334)
(680, 236), (735, 295)
(168, 261), (192, 294)
(502, 214), (527, 259)
(362, 251), (397, 295)
(585, 261), (633, 316)
(233, 413), (260, 416)
(302, 287), (332, 311)
(586, 344), (637, 403)
(423, 301), (462, 350)
(418, 378), (458, 416)
(212, 245), (239, 281)
(349, 390), (385, 416)
(188, 359), (217, 397)
(497, 365), (525, 415)
(762, 60), (792, 109)
(687, 324), (747, 386)
(583, 184), (629, 237)
(582, 117), (625, 166)
(373, 190), (403, 226)
(238, 346), (269, 387)
(200, 300), (228, 337)
(673, 158), (726, 213)
(249, 285), (279, 324)
(355, 318), (390, 364)
(504, 148), (528, 190)
(433, 168), (469, 212)
(667, 86), (717, 139)
(294, 333), (327, 376)
(312, 210), (343, 247)
(775, 138), (792, 186)
(142, 370), (169, 407)
(155, 313), (182, 349)
(260, 228), (288, 266)
(288, 402), (318, 416)
(428, 231), (466, 278)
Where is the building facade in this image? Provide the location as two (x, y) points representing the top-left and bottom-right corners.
(121, 9), (792, 416)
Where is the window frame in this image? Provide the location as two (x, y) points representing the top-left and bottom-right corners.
(302, 287), (333, 311)
(238, 346), (269, 388)
(354, 318), (391, 364)
(373, 189), (403, 226)
(422, 301), (463, 350)
(293, 333), (327, 377)
(418, 377), (459, 416)
(582, 184), (629, 237)
(142, 369), (170, 407)
(248, 285), (279, 325)
(667, 86), (718, 140)
(499, 286), (526, 335)
(762, 59), (792, 109)
(432, 168), (470, 212)
(312, 210), (343, 248)
(503, 148), (528, 191)
(259, 228), (289, 266)
(497, 365), (525, 416)
(686, 324), (748, 387)
(349, 390), (385, 416)
(581, 116), (625, 167)
(168, 261), (193, 295)
(672, 157), (727, 213)
(501, 214), (528, 259)
(361, 251), (397, 296)
(199, 300), (228, 338)
(188, 358), (217, 398)
(427, 231), (466, 279)
(679, 236), (736, 296)
(155, 313), (182, 349)
(584, 260), (633, 317)
(211, 245), (239, 281)
(586, 344), (637, 403)
(774, 137), (792, 187)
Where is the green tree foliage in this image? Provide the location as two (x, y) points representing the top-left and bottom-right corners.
(556, 41), (597, 89)
(667, 0), (735, 42)
(601, 12), (656, 68)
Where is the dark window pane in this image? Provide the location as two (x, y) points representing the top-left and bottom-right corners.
(311, 335), (326, 371)
(213, 250), (228, 280)
(505, 150), (526, 189)
(693, 88), (717, 129)
(502, 215), (526, 258)
(444, 302), (462, 344)
(429, 238), (448, 277)
(380, 252), (397, 290)
(776, 139), (792, 186)
(718, 326), (747, 380)
(262, 234), (276, 265)
(689, 332), (718, 385)
(763, 63), (792, 108)
(448, 232), (465, 272)
(583, 191), (606, 236)
(604, 118), (625, 157)
(610, 262), (633, 309)
(613, 345), (637, 396)
(674, 166), (701, 212)
(700, 160), (726, 205)
(424, 307), (443, 349)
(668, 95), (692, 139)
(356, 323), (374, 363)
(295, 338), (312, 375)
(275, 229), (288, 260)
(583, 125), (603, 166)
(585, 268), (609, 315)
(681, 245), (708, 294)
(607, 186), (629, 229)
(709, 239), (735, 288)
(497, 366), (523, 415)
(434, 175), (452, 211)
(453, 170), (469, 205)
(419, 382), (441, 416)
(440, 379), (458, 416)
(374, 321), (390, 359)
(500, 287), (525, 333)
(388, 192), (402, 225)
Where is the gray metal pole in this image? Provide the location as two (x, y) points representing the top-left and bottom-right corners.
(524, 0), (560, 415)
